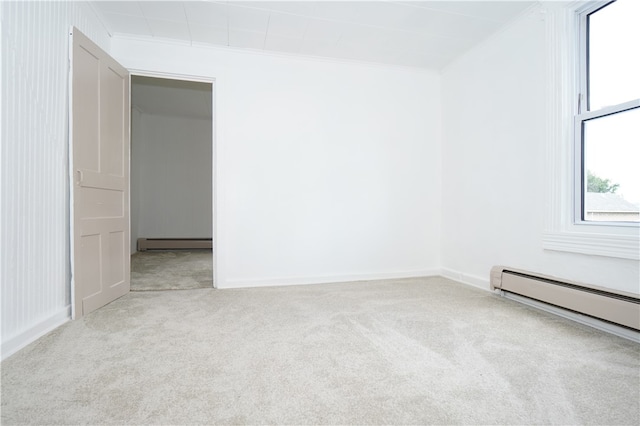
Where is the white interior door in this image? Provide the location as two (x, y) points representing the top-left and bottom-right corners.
(70, 27), (130, 319)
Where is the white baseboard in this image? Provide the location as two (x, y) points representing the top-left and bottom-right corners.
(219, 268), (442, 289)
(440, 267), (492, 292)
(1, 306), (71, 361)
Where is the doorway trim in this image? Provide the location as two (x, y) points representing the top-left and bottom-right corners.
(129, 69), (218, 289)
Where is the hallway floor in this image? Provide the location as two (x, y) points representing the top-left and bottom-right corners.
(130, 249), (213, 291)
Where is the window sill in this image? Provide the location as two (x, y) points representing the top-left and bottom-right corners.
(542, 231), (639, 260)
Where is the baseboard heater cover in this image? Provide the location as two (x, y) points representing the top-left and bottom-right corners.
(490, 266), (640, 331)
(137, 238), (212, 251)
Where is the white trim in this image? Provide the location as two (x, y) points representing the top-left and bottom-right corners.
(129, 69), (215, 85)
(440, 268), (492, 292)
(501, 292), (640, 343)
(219, 269), (442, 289)
(542, 231), (639, 260)
(541, 1), (640, 260)
(573, 112), (583, 223)
(578, 99), (640, 121)
(68, 27), (77, 319)
(1, 307), (71, 361)
(543, 1), (578, 234)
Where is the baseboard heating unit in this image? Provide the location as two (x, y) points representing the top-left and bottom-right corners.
(490, 266), (640, 339)
(137, 238), (212, 251)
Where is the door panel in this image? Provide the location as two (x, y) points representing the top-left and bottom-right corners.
(102, 66), (126, 176)
(74, 46), (100, 172)
(71, 28), (130, 319)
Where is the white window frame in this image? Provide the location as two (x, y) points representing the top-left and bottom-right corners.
(541, 1), (640, 261)
(573, 1), (640, 227)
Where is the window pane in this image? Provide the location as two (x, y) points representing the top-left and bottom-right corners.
(583, 107), (640, 222)
(588, 0), (640, 111)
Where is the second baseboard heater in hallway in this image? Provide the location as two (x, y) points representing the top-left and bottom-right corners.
(490, 266), (640, 331)
(137, 238), (212, 251)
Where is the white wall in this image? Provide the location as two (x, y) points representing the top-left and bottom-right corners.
(441, 8), (639, 293)
(112, 38), (442, 288)
(1, 1), (111, 358)
(130, 112), (213, 252)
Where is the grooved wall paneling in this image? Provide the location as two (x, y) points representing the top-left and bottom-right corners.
(1, 1), (110, 355)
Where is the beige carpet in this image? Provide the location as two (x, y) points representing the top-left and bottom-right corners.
(130, 249), (213, 291)
(1, 277), (639, 425)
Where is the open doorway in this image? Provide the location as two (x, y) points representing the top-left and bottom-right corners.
(129, 75), (214, 291)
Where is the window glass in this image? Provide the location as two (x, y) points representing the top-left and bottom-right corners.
(583, 107), (640, 222)
(588, 0), (640, 111)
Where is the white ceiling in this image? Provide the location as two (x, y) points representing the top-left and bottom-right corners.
(92, 0), (535, 70)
